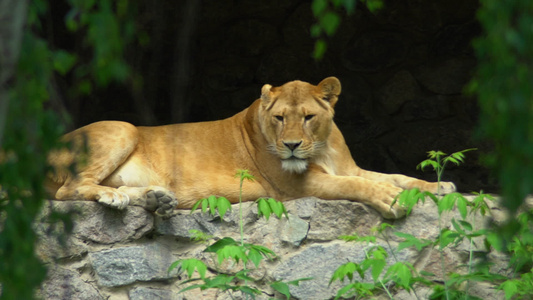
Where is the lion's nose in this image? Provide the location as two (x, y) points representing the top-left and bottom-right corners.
(283, 141), (302, 151)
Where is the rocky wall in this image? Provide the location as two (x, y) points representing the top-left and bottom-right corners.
(36, 196), (509, 299)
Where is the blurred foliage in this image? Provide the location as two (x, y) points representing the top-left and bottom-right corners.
(469, 0), (533, 215)
(64, 0), (139, 95)
(0, 0), (135, 298)
(311, 0), (383, 59)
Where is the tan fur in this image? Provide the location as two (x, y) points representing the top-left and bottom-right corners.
(46, 77), (455, 218)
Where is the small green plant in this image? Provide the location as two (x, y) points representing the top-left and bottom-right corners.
(329, 149), (527, 300)
(169, 170), (311, 299)
(331, 228), (428, 300)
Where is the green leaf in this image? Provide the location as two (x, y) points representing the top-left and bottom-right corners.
(271, 281), (291, 300)
(420, 270), (435, 277)
(235, 169), (255, 182)
(257, 198), (272, 220)
(396, 188), (424, 216)
(365, 0), (384, 12)
(201, 198), (208, 213)
(205, 274), (234, 288)
(65, 8), (80, 31)
(53, 50), (77, 75)
(438, 193), (458, 215)
(235, 269), (255, 282)
(237, 285), (261, 297)
(168, 260), (181, 275)
(457, 196), (468, 219)
(208, 195), (217, 216)
(417, 159), (439, 171)
(310, 24), (322, 38)
(314, 39), (327, 59)
(171, 259), (207, 279)
(204, 237), (238, 253)
(267, 197), (288, 219)
(339, 233), (376, 243)
(216, 245), (247, 265)
(385, 262), (413, 289)
(373, 223), (395, 234)
(439, 229), (461, 249)
(500, 280), (518, 300)
(369, 259), (386, 282)
(342, 0), (356, 14)
(395, 232), (433, 251)
(189, 229), (213, 243)
(311, 0), (328, 16)
(334, 282), (375, 300)
(216, 196), (232, 219)
(451, 218), (466, 235)
(178, 283), (205, 294)
(458, 220), (473, 232)
(248, 244), (277, 261)
(287, 277), (313, 285)
(247, 248), (262, 268)
(190, 198), (203, 213)
(329, 262), (361, 285)
(319, 11), (340, 36)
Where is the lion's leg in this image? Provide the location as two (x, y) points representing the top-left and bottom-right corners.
(303, 171), (406, 219)
(54, 121), (139, 210)
(117, 186), (178, 216)
(355, 169), (456, 194)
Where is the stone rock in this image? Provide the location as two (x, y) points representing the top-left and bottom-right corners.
(34, 218), (88, 262)
(284, 197), (317, 219)
(155, 211), (221, 238)
(90, 243), (176, 287)
(307, 199), (382, 241)
(391, 198), (442, 242)
(39, 200), (154, 244)
(280, 214), (309, 247)
(40, 266), (103, 300)
(129, 287), (181, 300)
(272, 240), (416, 299)
(246, 212), (309, 254)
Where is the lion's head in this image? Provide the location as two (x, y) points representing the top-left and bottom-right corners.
(257, 77), (341, 173)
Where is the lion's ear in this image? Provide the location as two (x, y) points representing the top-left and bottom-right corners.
(317, 77), (341, 107)
(260, 84), (273, 106)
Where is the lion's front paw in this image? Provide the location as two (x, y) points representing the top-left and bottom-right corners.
(373, 184), (406, 219)
(146, 189), (178, 217)
(97, 190), (130, 210)
(438, 181), (456, 194)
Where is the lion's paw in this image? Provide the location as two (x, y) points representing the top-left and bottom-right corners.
(97, 190), (130, 210)
(372, 183), (406, 219)
(438, 181), (456, 195)
(145, 189), (178, 217)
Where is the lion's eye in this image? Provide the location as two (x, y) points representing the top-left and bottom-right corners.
(304, 114), (315, 121)
(275, 115), (284, 122)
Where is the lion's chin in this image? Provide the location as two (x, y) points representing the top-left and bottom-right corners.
(281, 158), (308, 173)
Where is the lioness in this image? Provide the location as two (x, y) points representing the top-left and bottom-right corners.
(46, 77), (455, 219)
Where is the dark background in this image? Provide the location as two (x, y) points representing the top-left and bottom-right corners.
(46, 0), (493, 192)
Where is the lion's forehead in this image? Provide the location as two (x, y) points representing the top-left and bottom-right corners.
(271, 95), (326, 115)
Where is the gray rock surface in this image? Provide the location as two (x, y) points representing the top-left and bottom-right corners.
(90, 243), (175, 287)
(36, 196), (509, 299)
(40, 266), (103, 300)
